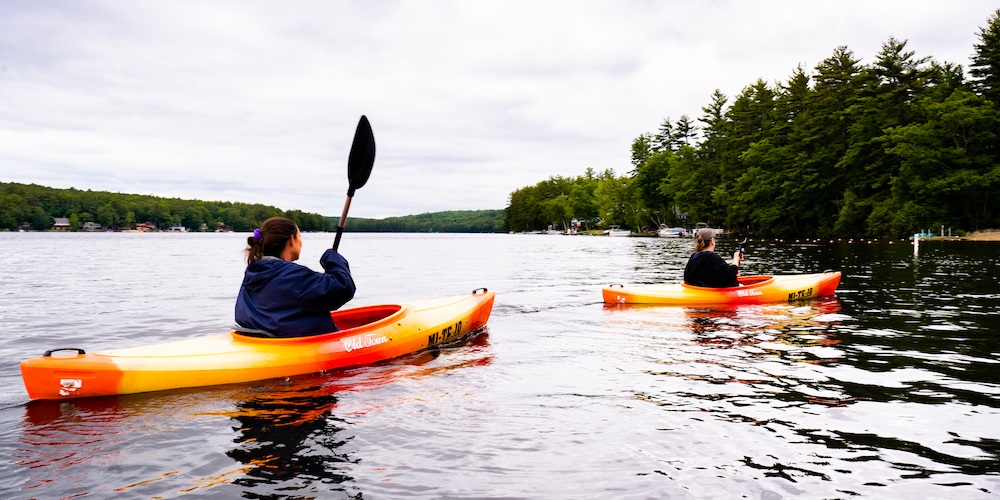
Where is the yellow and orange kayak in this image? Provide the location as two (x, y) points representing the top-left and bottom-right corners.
(21, 288), (495, 400)
(603, 272), (841, 305)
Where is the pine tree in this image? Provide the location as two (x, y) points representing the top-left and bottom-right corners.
(970, 9), (1000, 106)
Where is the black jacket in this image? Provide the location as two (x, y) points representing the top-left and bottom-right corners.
(683, 251), (739, 288)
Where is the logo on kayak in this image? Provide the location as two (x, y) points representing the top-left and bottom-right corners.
(427, 321), (464, 346)
(343, 334), (389, 352)
(59, 379), (82, 397)
(737, 289), (763, 297)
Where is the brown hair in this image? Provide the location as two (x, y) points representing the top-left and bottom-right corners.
(694, 228), (715, 252)
(245, 216), (299, 265)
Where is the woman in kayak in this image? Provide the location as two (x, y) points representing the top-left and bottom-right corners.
(683, 228), (743, 287)
(235, 216), (356, 337)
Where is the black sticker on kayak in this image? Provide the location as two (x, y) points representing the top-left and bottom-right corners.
(428, 321), (464, 346)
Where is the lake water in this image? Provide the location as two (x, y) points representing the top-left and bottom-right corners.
(0, 232), (997, 499)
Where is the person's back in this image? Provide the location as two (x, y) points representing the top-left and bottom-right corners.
(683, 228), (742, 288)
(235, 217), (356, 337)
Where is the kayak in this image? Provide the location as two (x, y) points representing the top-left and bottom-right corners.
(602, 272), (841, 305)
(20, 288), (495, 400)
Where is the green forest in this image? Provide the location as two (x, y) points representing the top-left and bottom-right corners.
(336, 210), (504, 233)
(0, 182), (504, 233)
(504, 10), (1000, 238)
(0, 182), (329, 232)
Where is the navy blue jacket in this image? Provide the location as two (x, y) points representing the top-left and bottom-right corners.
(235, 249), (356, 337)
(683, 251), (739, 288)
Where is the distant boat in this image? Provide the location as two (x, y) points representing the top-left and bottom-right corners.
(604, 225), (632, 237)
(657, 225), (688, 238)
(693, 222), (724, 236)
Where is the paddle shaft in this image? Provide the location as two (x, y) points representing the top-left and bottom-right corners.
(737, 226), (750, 259)
(333, 195), (353, 250)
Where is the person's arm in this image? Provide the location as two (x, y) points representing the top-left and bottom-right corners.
(290, 250), (356, 312)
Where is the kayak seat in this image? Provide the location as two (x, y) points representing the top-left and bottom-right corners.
(233, 326), (279, 338)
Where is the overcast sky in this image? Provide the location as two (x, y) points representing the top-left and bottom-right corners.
(2, 1), (995, 218)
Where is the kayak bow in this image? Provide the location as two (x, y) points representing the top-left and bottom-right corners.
(603, 272), (841, 305)
(21, 289), (495, 400)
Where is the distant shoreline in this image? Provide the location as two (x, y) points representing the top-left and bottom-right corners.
(956, 230), (1000, 241)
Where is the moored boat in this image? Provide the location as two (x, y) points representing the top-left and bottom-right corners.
(21, 289), (495, 400)
(604, 225), (632, 237)
(602, 272), (841, 305)
(657, 225), (688, 238)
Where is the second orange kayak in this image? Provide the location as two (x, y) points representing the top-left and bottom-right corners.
(603, 272), (842, 305)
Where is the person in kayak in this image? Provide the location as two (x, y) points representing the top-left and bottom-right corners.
(683, 228), (743, 287)
(235, 216), (356, 337)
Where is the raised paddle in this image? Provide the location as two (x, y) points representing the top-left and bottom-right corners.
(333, 115), (376, 250)
(737, 226), (750, 260)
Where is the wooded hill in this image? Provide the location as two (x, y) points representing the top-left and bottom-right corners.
(504, 10), (1000, 238)
(1, 182), (504, 233)
(328, 210), (504, 233)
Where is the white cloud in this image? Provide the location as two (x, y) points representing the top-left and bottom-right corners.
(1, 0), (995, 218)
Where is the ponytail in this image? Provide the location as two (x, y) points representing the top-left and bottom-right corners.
(693, 228), (715, 252)
(244, 216), (299, 265)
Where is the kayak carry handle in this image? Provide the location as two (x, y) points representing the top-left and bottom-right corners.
(42, 348), (86, 357)
(472, 287), (489, 295)
(608, 283), (624, 288)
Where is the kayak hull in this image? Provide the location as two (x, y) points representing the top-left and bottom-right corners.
(602, 272), (841, 305)
(21, 289), (495, 400)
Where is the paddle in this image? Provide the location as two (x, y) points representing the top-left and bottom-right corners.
(333, 115), (376, 251)
(737, 226), (750, 260)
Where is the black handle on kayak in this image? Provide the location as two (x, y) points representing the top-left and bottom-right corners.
(473, 287), (489, 295)
(42, 348), (86, 357)
(608, 283), (624, 288)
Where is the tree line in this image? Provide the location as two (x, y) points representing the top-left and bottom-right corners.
(1, 182), (506, 233)
(505, 10), (1000, 238)
(336, 210), (505, 233)
(1, 182), (327, 232)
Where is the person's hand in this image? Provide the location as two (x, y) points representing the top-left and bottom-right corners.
(732, 250), (743, 267)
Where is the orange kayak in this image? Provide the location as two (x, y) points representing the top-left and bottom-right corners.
(21, 288), (495, 400)
(603, 272), (841, 305)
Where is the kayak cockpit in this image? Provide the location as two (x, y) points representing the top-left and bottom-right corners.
(333, 304), (404, 331)
(737, 275), (774, 286)
(681, 275), (775, 290)
(232, 304), (408, 343)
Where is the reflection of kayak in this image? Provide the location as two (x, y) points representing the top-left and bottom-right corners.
(21, 289), (495, 400)
(602, 272), (842, 305)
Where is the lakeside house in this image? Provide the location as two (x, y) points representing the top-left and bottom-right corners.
(53, 218), (70, 231)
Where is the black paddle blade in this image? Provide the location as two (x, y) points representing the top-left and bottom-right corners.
(347, 115), (376, 196)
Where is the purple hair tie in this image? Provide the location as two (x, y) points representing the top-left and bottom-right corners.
(253, 228), (262, 240)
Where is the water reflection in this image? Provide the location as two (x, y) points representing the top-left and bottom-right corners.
(10, 330), (493, 499)
(601, 290), (999, 488)
(225, 382), (359, 496)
